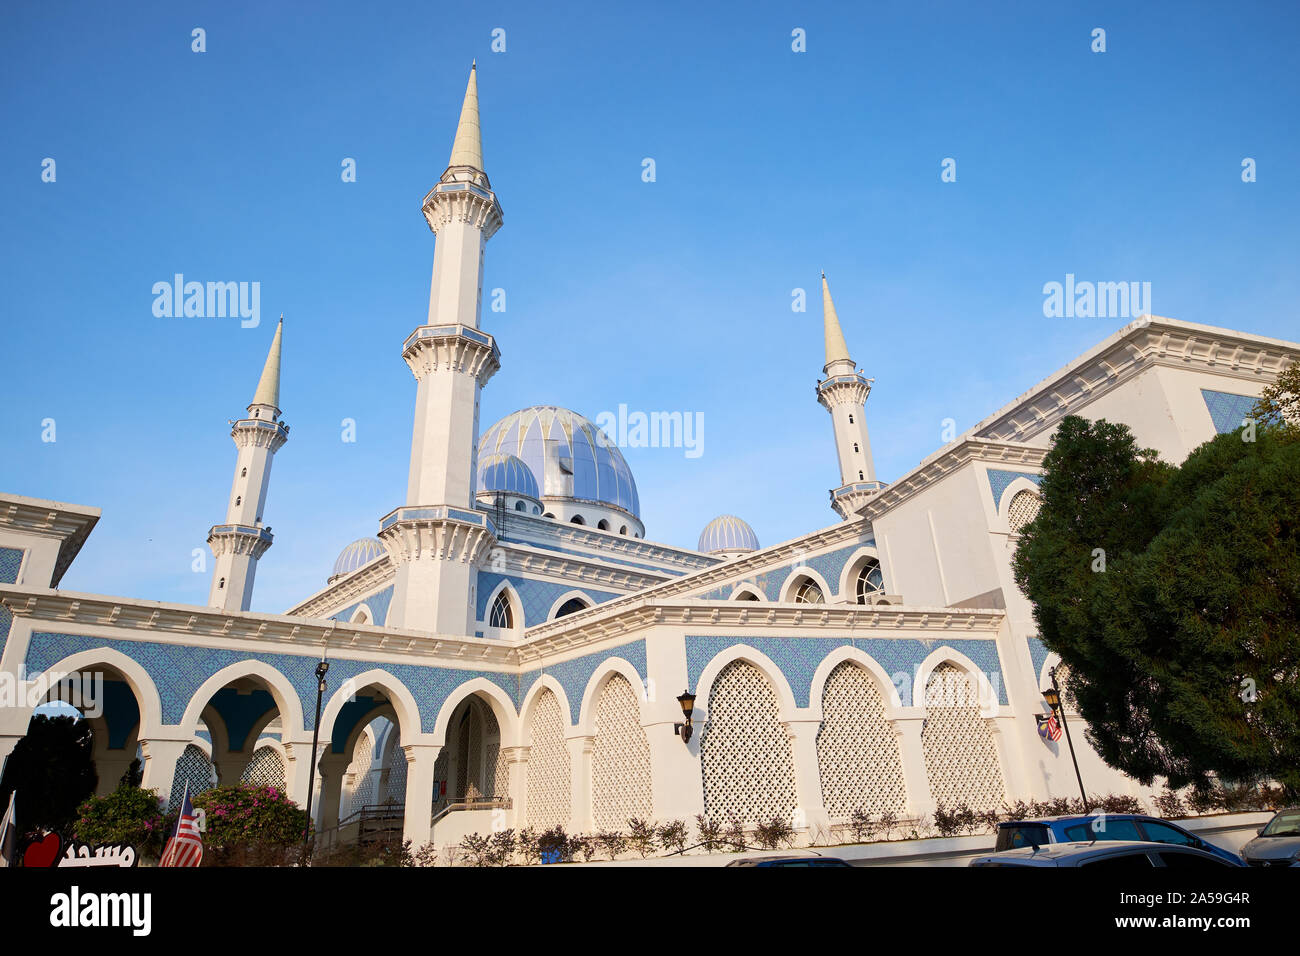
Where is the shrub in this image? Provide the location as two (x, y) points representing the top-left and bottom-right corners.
(724, 819), (748, 852)
(73, 785), (166, 860)
(1095, 794), (1144, 815)
(537, 825), (576, 863)
(516, 827), (541, 865)
(848, 809), (874, 843)
(932, 803), (963, 838)
(626, 818), (657, 858)
(489, 828), (516, 866)
(596, 829), (627, 861)
(876, 810), (898, 840)
(191, 784), (310, 866)
(754, 816), (794, 850)
(460, 832), (492, 867)
(695, 815), (724, 853)
(657, 819), (688, 855)
(1153, 790), (1185, 818)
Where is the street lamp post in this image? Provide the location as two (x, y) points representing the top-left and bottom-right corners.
(1044, 666), (1088, 809)
(302, 657), (329, 862)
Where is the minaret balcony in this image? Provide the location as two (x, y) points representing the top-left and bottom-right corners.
(207, 523), (274, 558)
(229, 417), (289, 451)
(829, 481), (887, 519)
(400, 324), (501, 384)
(816, 372), (873, 411)
(421, 174), (503, 238)
(376, 505), (497, 565)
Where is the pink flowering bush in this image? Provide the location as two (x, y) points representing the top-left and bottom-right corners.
(73, 785), (167, 860)
(191, 784), (311, 866)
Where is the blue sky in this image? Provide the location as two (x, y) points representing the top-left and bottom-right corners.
(2, 1), (1297, 613)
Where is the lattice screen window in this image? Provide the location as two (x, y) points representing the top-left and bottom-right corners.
(525, 689), (571, 828)
(344, 731), (375, 815)
(1051, 662), (1079, 715)
(921, 663), (1006, 813)
(592, 674), (654, 830)
(240, 746), (286, 791)
(816, 663), (908, 819)
(170, 744), (216, 807)
(1006, 490), (1042, 534)
(382, 735), (408, 806)
(482, 704), (505, 800)
(699, 661), (797, 824)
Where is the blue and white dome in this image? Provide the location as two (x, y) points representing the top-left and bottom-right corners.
(478, 406), (640, 518)
(478, 453), (540, 499)
(331, 537), (385, 579)
(698, 515), (760, 554)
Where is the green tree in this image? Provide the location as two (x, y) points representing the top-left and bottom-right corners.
(1014, 414), (1300, 797)
(0, 714), (98, 832)
(73, 785), (166, 858)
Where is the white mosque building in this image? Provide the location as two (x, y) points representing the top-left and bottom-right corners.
(2, 65), (1297, 855)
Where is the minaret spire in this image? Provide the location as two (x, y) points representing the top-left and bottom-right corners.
(207, 322), (290, 611)
(251, 315), (283, 410)
(447, 62), (484, 172)
(815, 273), (884, 518)
(821, 272), (853, 369)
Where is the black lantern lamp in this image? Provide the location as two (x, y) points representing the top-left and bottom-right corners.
(674, 690), (696, 743)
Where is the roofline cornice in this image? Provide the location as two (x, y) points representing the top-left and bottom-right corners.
(0, 494), (102, 588)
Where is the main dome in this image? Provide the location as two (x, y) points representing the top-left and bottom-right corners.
(331, 537), (385, 580)
(478, 406), (640, 518)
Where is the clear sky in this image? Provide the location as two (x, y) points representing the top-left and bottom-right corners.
(2, 0), (1297, 613)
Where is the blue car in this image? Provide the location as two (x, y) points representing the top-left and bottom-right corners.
(994, 814), (1241, 865)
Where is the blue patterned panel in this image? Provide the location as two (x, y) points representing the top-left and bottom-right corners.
(988, 469), (1043, 510)
(476, 572), (622, 628)
(520, 640), (647, 724)
(1027, 637), (1051, 684)
(24, 632), (520, 733)
(0, 547), (23, 584)
(691, 541), (874, 603)
(685, 635), (1008, 708)
(1200, 389), (1258, 434)
(0, 605), (11, 664)
(331, 585), (394, 626)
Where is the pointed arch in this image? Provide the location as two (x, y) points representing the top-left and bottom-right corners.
(430, 677), (519, 749)
(778, 566), (834, 604)
(178, 659), (306, 742)
(837, 545), (886, 601)
(319, 668), (424, 748)
(728, 585), (766, 602)
(575, 657), (648, 737)
(694, 643), (798, 723)
(547, 589), (594, 621)
(482, 579), (523, 634)
(28, 647), (165, 739)
(519, 673), (574, 736)
(808, 645), (904, 719)
(913, 646), (1003, 717)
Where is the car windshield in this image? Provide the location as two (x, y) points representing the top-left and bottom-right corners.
(996, 824), (1050, 851)
(1062, 818), (1144, 842)
(1262, 811), (1300, 837)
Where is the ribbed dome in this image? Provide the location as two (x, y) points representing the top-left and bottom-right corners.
(478, 406), (640, 517)
(478, 453), (540, 499)
(698, 515), (759, 554)
(332, 537), (385, 579)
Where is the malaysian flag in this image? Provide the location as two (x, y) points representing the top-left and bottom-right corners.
(1036, 712), (1062, 742)
(159, 783), (203, 868)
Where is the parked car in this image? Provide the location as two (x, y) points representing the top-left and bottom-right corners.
(970, 841), (1244, 868)
(994, 813), (1241, 864)
(726, 855), (853, 867)
(1239, 808), (1300, 867)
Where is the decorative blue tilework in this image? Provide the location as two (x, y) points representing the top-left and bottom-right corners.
(685, 635), (1008, 708)
(0, 605), (11, 665)
(497, 531), (705, 577)
(476, 572), (622, 628)
(331, 585), (393, 626)
(0, 547), (24, 585)
(702, 541), (875, 602)
(24, 632), (518, 734)
(988, 469), (1043, 510)
(519, 641), (647, 724)
(1027, 637), (1051, 683)
(1200, 389), (1258, 434)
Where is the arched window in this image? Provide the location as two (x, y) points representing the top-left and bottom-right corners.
(235, 496), (242, 506)
(619, 525), (628, 535)
(1007, 490), (1042, 534)
(793, 578), (824, 604)
(543, 512), (555, 519)
(597, 519), (610, 531)
(514, 500), (526, 512)
(570, 515), (585, 525)
(555, 597), (589, 618)
(853, 443), (859, 453)
(848, 414), (855, 424)
(218, 577), (225, 589)
(858, 470), (864, 480)
(241, 467), (247, 477)
(734, 589), (760, 601)
(854, 558), (885, 604)
(489, 590), (514, 629)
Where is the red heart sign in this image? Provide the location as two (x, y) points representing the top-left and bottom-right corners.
(23, 832), (62, 868)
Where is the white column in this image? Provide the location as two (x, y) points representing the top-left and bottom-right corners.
(783, 718), (830, 832)
(138, 737), (192, 808)
(502, 745), (529, 828)
(891, 713), (935, 820)
(402, 744), (440, 849)
(566, 734), (595, 834)
(280, 737), (323, 810)
(315, 754), (349, 831)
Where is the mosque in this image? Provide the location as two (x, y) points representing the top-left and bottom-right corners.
(2, 65), (1297, 855)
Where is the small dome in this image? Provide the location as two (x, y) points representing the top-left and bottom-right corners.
(478, 453), (540, 500)
(698, 515), (759, 554)
(332, 537), (385, 579)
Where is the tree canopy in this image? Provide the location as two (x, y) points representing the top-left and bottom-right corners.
(0, 714), (98, 831)
(1013, 395), (1300, 798)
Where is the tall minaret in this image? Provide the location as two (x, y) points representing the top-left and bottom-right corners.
(380, 64), (502, 634)
(816, 274), (884, 519)
(208, 318), (288, 611)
